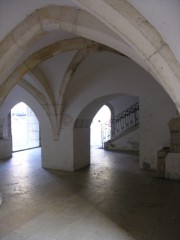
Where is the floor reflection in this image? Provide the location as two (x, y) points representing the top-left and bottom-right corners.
(0, 148), (180, 239)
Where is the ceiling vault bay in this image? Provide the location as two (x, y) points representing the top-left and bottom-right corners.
(1, 37), (122, 139)
(1, 2), (179, 139)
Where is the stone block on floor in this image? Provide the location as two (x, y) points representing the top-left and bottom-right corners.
(165, 153), (180, 180)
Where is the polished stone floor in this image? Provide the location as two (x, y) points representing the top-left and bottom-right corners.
(0, 148), (180, 239)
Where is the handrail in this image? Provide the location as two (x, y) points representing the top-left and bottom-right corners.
(101, 122), (111, 145)
(111, 102), (139, 140)
(101, 102), (139, 146)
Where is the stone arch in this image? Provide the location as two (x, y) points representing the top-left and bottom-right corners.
(59, 46), (120, 109)
(0, 37), (97, 103)
(0, 38), (118, 105)
(18, 79), (51, 115)
(4, 100), (41, 129)
(0, 38), (95, 132)
(10, 101), (40, 152)
(73, 94), (120, 170)
(73, 93), (140, 170)
(0, 6), (129, 86)
(74, 0), (180, 108)
(59, 55), (177, 171)
(105, 102), (115, 118)
(0, 85), (51, 137)
(0, 84), (54, 159)
(16, 79), (61, 138)
(0, 38), (119, 139)
(29, 67), (56, 106)
(0, 88), (45, 159)
(90, 103), (112, 148)
(105, 102), (115, 141)
(0, 4), (180, 110)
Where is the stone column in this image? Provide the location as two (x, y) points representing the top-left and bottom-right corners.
(0, 119), (2, 206)
(168, 116), (180, 152)
(0, 193), (2, 207)
(41, 126), (74, 171)
(74, 119), (91, 170)
(157, 147), (169, 178)
(165, 116), (180, 179)
(0, 118), (4, 139)
(0, 117), (12, 160)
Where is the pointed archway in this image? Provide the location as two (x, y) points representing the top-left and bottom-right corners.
(91, 105), (111, 148)
(11, 102), (40, 152)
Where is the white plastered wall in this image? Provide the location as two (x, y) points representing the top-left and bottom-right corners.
(0, 84), (76, 170)
(107, 95), (139, 152)
(107, 128), (139, 152)
(65, 55), (176, 170)
(0, 55), (177, 171)
(109, 95), (138, 115)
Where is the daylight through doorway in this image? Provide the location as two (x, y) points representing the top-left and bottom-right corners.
(11, 102), (40, 152)
(91, 105), (111, 148)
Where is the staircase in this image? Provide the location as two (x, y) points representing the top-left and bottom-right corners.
(102, 102), (139, 150)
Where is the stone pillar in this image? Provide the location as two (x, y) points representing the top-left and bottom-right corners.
(7, 113), (12, 138)
(0, 193), (2, 207)
(0, 117), (12, 160)
(0, 118), (4, 139)
(74, 119), (91, 170)
(41, 116), (91, 172)
(168, 116), (180, 152)
(0, 125), (2, 206)
(41, 127), (74, 171)
(165, 116), (180, 180)
(157, 147), (169, 178)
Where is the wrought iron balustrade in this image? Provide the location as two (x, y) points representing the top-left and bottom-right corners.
(101, 122), (111, 145)
(111, 102), (139, 139)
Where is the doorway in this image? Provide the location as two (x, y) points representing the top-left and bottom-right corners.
(11, 102), (40, 152)
(90, 105), (111, 148)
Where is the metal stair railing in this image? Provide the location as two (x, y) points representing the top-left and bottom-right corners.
(101, 122), (111, 146)
(111, 102), (139, 140)
(101, 102), (139, 147)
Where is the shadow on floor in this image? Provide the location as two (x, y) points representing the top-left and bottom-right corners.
(0, 148), (180, 239)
